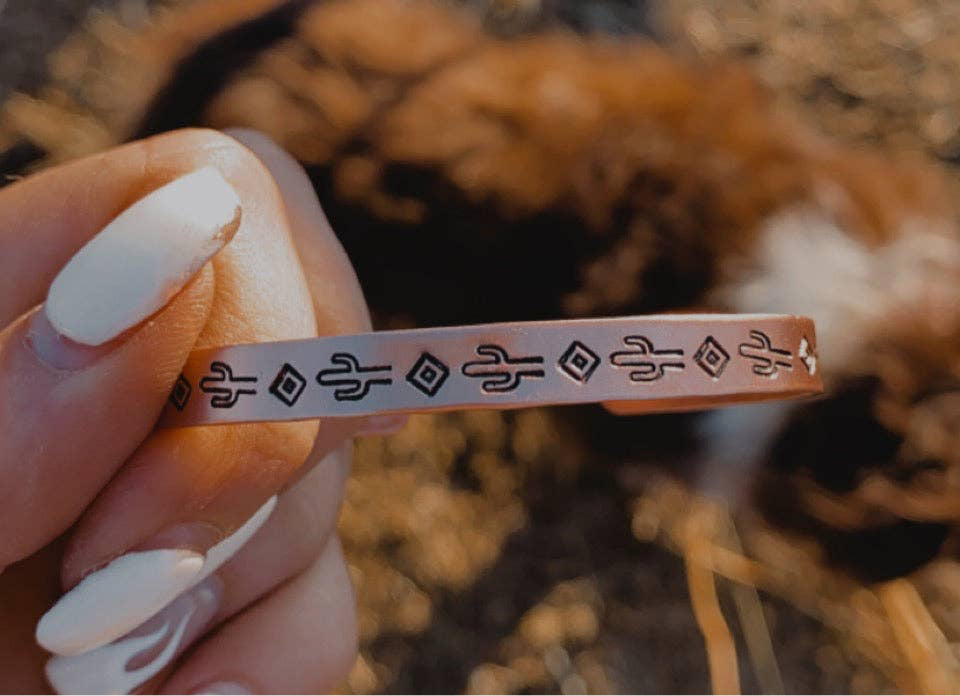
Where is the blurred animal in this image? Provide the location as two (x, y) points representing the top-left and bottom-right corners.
(4, 0), (960, 594)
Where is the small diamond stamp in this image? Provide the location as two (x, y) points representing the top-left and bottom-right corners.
(694, 336), (730, 378)
(169, 374), (192, 411)
(269, 363), (307, 407)
(558, 341), (601, 384)
(406, 352), (450, 397)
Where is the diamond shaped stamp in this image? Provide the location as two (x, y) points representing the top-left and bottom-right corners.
(694, 336), (730, 378)
(169, 374), (192, 411)
(406, 352), (450, 397)
(558, 340), (601, 384)
(269, 363), (307, 407)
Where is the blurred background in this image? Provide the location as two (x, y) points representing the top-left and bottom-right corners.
(3, 1), (960, 693)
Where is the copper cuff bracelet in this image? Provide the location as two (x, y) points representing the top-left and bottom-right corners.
(159, 314), (822, 428)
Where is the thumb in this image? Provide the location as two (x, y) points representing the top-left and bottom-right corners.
(0, 166), (240, 569)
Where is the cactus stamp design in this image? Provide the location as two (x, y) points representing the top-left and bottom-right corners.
(609, 336), (685, 383)
(199, 362), (257, 408)
(462, 345), (545, 393)
(317, 353), (393, 401)
(738, 330), (793, 378)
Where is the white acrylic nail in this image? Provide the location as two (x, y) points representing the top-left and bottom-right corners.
(194, 682), (253, 694)
(45, 167), (241, 346)
(36, 496), (278, 658)
(36, 549), (204, 656)
(45, 578), (221, 695)
(199, 495), (277, 578)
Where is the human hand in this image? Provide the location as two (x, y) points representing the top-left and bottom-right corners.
(0, 128), (390, 694)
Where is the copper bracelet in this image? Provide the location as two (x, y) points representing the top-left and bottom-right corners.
(159, 314), (821, 428)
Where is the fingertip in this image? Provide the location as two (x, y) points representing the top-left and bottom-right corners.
(222, 128), (373, 335)
(222, 130), (313, 206)
(223, 129), (283, 157)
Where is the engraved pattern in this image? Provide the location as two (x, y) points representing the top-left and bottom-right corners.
(558, 341), (601, 383)
(799, 336), (818, 376)
(317, 353), (393, 401)
(199, 362), (257, 408)
(738, 330), (793, 377)
(161, 318), (820, 429)
(462, 345), (545, 393)
(609, 336), (685, 382)
(407, 352), (450, 397)
(269, 363), (307, 406)
(169, 374), (192, 411)
(693, 337), (730, 378)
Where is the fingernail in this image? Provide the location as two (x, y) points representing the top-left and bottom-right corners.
(197, 495), (277, 576)
(192, 681), (254, 694)
(36, 549), (204, 656)
(45, 577), (223, 695)
(43, 166), (241, 348)
(37, 496), (277, 657)
(356, 414), (409, 437)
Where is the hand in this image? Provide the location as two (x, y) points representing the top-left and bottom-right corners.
(0, 128), (391, 694)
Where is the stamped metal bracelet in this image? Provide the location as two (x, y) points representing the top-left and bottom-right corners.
(159, 314), (821, 428)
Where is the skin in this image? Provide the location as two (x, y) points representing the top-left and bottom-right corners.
(0, 128), (373, 693)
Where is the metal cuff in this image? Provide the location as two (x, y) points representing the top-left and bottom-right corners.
(160, 314), (821, 428)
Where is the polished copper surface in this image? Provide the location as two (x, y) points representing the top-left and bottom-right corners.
(159, 314), (821, 428)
